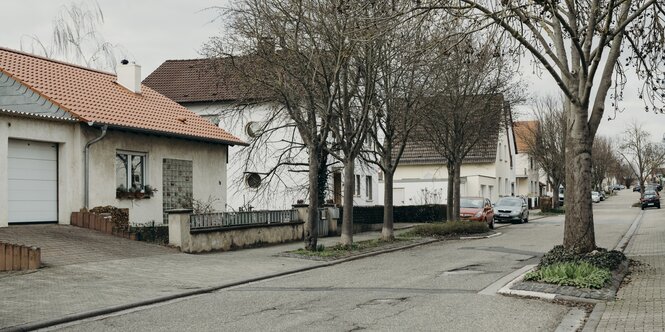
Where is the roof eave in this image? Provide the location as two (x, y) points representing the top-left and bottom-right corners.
(90, 122), (248, 146)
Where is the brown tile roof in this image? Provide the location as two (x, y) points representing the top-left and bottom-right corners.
(398, 95), (505, 165)
(513, 120), (538, 153)
(143, 57), (273, 103)
(0, 47), (245, 145)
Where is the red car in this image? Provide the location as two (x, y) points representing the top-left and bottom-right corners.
(459, 197), (495, 229)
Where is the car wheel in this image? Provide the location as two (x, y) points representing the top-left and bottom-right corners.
(524, 214), (529, 223)
(641, 206), (645, 210)
(488, 218), (494, 230)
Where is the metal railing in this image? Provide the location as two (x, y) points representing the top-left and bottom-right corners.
(190, 209), (299, 230)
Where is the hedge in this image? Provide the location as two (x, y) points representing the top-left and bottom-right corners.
(339, 204), (446, 225)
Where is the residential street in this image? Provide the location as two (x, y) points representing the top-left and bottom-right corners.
(25, 190), (644, 332)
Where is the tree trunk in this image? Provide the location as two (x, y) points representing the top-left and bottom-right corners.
(382, 169), (395, 241)
(317, 149), (329, 203)
(446, 163), (455, 221)
(304, 145), (320, 251)
(453, 162), (462, 220)
(551, 180), (560, 210)
(340, 161), (355, 246)
(563, 104), (596, 254)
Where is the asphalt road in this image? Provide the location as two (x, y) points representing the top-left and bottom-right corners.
(51, 190), (641, 332)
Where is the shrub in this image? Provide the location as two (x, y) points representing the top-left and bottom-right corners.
(539, 245), (626, 271)
(524, 262), (612, 289)
(90, 205), (129, 231)
(410, 221), (489, 237)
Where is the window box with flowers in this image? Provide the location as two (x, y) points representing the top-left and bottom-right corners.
(115, 151), (157, 199)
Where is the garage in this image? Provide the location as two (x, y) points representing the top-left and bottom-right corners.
(8, 139), (58, 223)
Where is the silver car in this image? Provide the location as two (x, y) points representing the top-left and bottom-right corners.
(493, 197), (529, 224)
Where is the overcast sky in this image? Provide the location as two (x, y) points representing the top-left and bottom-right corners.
(1, 0), (663, 142)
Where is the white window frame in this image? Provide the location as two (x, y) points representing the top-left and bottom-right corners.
(116, 150), (148, 190)
(355, 174), (361, 196)
(365, 175), (373, 201)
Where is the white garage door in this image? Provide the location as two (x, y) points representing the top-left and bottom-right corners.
(8, 139), (58, 223)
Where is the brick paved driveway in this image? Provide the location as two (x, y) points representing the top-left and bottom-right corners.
(0, 224), (175, 267)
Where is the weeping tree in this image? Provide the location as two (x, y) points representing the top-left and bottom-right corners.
(517, 96), (567, 209)
(20, 1), (125, 71)
(420, 0), (665, 253)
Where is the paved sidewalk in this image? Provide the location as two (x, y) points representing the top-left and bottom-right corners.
(595, 207), (665, 331)
(0, 225), (420, 330)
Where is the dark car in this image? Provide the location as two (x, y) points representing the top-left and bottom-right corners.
(493, 197), (529, 223)
(633, 185), (641, 192)
(459, 197), (494, 229)
(641, 192), (661, 210)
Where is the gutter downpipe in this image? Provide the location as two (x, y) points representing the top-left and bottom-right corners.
(84, 124), (108, 210)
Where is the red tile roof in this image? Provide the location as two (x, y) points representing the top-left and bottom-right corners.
(398, 95), (506, 165)
(0, 47), (245, 145)
(143, 57), (274, 103)
(513, 120), (538, 153)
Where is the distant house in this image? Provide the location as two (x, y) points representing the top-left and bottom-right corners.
(379, 95), (517, 205)
(0, 47), (244, 227)
(144, 57), (378, 211)
(513, 120), (544, 197)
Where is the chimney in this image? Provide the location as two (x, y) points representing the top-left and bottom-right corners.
(117, 59), (141, 94)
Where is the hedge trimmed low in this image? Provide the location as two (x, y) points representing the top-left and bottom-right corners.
(409, 221), (489, 237)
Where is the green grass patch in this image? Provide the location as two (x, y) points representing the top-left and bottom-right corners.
(539, 245), (627, 271)
(405, 221), (489, 237)
(290, 237), (411, 259)
(524, 262), (612, 289)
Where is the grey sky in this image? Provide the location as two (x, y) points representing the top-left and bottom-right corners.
(1, 0), (663, 141)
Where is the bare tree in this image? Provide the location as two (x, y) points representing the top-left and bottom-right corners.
(591, 137), (617, 192)
(20, 1), (125, 71)
(359, 3), (441, 241)
(620, 122), (665, 198)
(516, 96), (567, 209)
(421, 0), (665, 253)
(420, 34), (517, 222)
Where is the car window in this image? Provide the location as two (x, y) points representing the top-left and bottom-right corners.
(460, 198), (483, 208)
(496, 198), (521, 206)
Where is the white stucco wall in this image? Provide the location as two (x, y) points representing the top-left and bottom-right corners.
(1, 114), (229, 227)
(85, 128), (228, 224)
(0, 114), (83, 227)
(187, 101), (379, 210)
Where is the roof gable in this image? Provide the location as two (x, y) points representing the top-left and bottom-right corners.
(143, 57), (273, 104)
(398, 94), (506, 165)
(513, 120), (538, 153)
(0, 47), (245, 145)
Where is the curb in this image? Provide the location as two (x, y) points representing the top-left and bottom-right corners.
(460, 232), (502, 240)
(1, 238), (439, 332)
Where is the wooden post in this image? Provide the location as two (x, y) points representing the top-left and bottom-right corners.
(5, 244), (13, 271)
(28, 247), (40, 270)
(12, 244), (21, 270)
(0, 243), (6, 272)
(82, 213), (90, 229)
(20, 246), (29, 270)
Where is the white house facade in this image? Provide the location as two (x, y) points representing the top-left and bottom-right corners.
(0, 47), (243, 227)
(144, 58), (379, 211)
(513, 120), (544, 197)
(379, 97), (517, 205)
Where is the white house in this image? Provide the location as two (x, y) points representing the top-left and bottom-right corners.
(513, 120), (543, 197)
(379, 97), (517, 205)
(0, 47), (244, 227)
(144, 58), (379, 211)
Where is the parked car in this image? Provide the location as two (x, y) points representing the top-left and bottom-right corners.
(612, 184), (622, 191)
(633, 185), (641, 192)
(493, 197), (529, 224)
(459, 197), (494, 229)
(598, 191), (606, 201)
(641, 192), (661, 210)
(591, 191), (601, 203)
(657, 184), (663, 192)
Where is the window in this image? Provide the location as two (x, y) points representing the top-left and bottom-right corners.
(365, 176), (373, 200)
(355, 174), (361, 196)
(245, 173), (262, 188)
(116, 152), (146, 190)
(245, 121), (264, 138)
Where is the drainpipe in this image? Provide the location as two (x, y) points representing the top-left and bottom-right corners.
(84, 124), (108, 210)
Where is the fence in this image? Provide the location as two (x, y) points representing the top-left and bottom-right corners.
(190, 209), (299, 230)
(0, 242), (41, 271)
